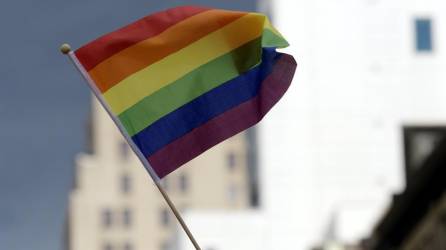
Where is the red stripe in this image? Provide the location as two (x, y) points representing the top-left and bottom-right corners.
(75, 6), (211, 71)
(147, 54), (297, 178)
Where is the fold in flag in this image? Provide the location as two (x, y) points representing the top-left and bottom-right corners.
(74, 6), (297, 178)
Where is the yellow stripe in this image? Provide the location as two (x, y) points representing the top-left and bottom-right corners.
(264, 18), (284, 38)
(103, 13), (266, 115)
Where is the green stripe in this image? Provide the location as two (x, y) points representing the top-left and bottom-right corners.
(119, 37), (262, 136)
(119, 29), (289, 137)
(262, 28), (289, 48)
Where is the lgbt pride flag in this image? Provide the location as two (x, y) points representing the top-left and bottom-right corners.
(73, 6), (296, 179)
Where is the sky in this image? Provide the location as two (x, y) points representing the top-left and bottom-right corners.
(0, 1), (257, 250)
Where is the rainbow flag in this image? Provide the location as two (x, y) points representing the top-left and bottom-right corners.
(74, 6), (297, 178)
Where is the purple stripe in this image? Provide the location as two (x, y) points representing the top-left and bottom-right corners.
(148, 54), (297, 178)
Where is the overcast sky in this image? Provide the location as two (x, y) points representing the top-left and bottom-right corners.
(0, 1), (256, 250)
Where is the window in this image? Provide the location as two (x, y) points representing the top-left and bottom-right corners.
(227, 152), (236, 170)
(160, 241), (170, 250)
(123, 208), (132, 228)
(179, 174), (188, 193)
(403, 126), (446, 182)
(120, 141), (130, 159)
(103, 243), (113, 250)
(120, 174), (131, 194)
(123, 242), (133, 250)
(161, 208), (170, 227)
(415, 18), (433, 52)
(102, 209), (113, 228)
(227, 184), (237, 202)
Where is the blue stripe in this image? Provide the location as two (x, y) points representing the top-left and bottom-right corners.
(132, 48), (281, 157)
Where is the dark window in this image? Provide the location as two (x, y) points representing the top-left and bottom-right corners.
(120, 174), (131, 194)
(102, 209), (113, 228)
(161, 208), (170, 227)
(120, 141), (130, 159)
(415, 18), (433, 52)
(179, 174), (188, 193)
(227, 152), (236, 170)
(103, 243), (113, 250)
(123, 242), (133, 250)
(160, 241), (170, 250)
(403, 126), (446, 182)
(123, 208), (132, 228)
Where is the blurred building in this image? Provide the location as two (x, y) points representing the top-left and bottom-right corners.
(364, 128), (446, 250)
(312, 243), (361, 250)
(260, 0), (446, 248)
(65, 98), (254, 250)
(177, 211), (267, 250)
(311, 212), (363, 250)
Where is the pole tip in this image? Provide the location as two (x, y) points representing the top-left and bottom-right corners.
(60, 43), (72, 54)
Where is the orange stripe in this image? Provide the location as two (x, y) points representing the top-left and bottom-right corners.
(89, 9), (246, 93)
(75, 6), (210, 71)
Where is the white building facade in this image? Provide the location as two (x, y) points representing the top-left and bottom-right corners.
(265, 0), (446, 248)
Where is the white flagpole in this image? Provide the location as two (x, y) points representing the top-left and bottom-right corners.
(60, 43), (201, 250)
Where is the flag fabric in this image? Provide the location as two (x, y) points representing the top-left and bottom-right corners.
(74, 6), (297, 178)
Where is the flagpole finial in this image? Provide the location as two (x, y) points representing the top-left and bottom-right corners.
(60, 43), (71, 54)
